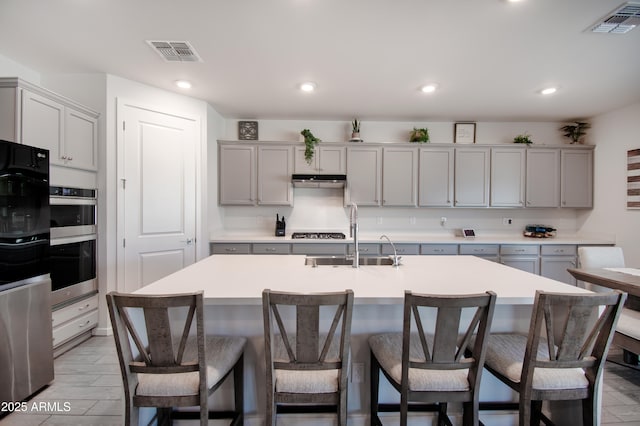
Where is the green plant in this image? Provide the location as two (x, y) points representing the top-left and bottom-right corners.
(560, 121), (590, 144)
(513, 133), (533, 144)
(301, 129), (321, 164)
(351, 119), (360, 134)
(409, 127), (430, 143)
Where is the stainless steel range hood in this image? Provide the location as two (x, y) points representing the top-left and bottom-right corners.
(291, 174), (347, 188)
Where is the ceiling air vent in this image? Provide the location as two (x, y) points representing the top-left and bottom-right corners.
(589, 2), (640, 34)
(146, 40), (203, 62)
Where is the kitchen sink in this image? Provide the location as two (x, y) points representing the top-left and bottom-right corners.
(305, 256), (397, 267)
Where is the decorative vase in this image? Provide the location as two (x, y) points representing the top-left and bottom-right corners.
(350, 132), (362, 142)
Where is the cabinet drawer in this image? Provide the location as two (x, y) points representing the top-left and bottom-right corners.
(500, 245), (539, 256)
(348, 243), (380, 256)
(459, 244), (499, 255)
(541, 245), (577, 256)
(211, 243), (251, 254)
(53, 310), (98, 348)
(421, 244), (458, 255)
(291, 243), (346, 255)
(252, 243), (290, 254)
(52, 294), (99, 328)
(382, 243), (419, 255)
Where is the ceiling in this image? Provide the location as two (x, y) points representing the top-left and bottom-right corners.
(1, 0), (639, 122)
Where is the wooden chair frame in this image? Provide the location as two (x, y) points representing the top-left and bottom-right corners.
(106, 291), (244, 426)
(483, 290), (626, 426)
(262, 289), (354, 426)
(371, 290), (497, 426)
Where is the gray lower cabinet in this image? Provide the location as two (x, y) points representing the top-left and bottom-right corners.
(252, 243), (290, 254)
(540, 245), (578, 285)
(211, 243), (251, 254)
(348, 243), (381, 256)
(291, 243), (347, 255)
(421, 244), (458, 255)
(459, 244), (499, 261)
(500, 245), (540, 274)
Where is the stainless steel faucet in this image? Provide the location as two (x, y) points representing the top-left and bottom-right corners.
(350, 203), (359, 268)
(380, 234), (400, 267)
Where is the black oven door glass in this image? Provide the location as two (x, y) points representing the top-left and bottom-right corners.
(50, 205), (96, 227)
(50, 239), (96, 290)
(1, 140), (50, 286)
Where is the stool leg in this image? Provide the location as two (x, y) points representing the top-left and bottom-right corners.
(233, 354), (244, 425)
(370, 351), (381, 426)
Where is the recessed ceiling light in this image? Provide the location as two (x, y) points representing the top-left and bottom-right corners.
(300, 82), (317, 92)
(540, 87), (557, 95)
(421, 84), (439, 93)
(175, 80), (192, 89)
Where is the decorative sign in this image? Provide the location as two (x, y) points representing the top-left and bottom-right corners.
(238, 121), (258, 140)
(628, 149), (640, 209)
(454, 122), (476, 144)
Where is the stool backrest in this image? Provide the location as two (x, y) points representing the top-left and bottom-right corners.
(402, 291), (497, 378)
(578, 246), (625, 269)
(522, 290), (626, 385)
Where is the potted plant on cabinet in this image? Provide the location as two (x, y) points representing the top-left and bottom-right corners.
(409, 127), (430, 143)
(560, 121), (590, 144)
(301, 129), (321, 164)
(350, 119), (362, 142)
(513, 133), (533, 145)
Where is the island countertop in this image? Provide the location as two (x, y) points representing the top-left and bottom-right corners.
(136, 254), (590, 304)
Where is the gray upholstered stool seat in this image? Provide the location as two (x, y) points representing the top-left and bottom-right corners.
(137, 335), (247, 397)
(369, 333), (469, 392)
(483, 333), (588, 391)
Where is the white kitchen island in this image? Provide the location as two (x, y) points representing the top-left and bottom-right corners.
(136, 255), (592, 426)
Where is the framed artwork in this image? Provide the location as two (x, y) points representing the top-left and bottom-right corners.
(238, 121), (258, 140)
(454, 122), (476, 144)
(627, 148), (640, 209)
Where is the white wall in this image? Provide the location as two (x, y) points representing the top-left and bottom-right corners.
(578, 101), (640, 263)
(215, 119), (583, 238)
(0, 53), (40, 83)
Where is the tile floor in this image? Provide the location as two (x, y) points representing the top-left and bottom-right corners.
(1, 337), (640, 425)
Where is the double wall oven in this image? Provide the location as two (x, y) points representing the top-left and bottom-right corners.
(49, 186), (97, 306)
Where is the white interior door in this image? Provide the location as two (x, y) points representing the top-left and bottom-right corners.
(118, 102), (197, 293)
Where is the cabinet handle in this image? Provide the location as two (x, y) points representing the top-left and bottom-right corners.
(361, 248), (369, 252)
(266, 248), (276, 252)
(474, 249), (484, 252)
(435, 249), (443, 253)
(60, 155), (67, 160)
(67, 155), (73, 161)
(78, 320), (92, 329)
(225, 248), (237, 252)
(515, 249), (525, 252)
(78, 303), (91, 312)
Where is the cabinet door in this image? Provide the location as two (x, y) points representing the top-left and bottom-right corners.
(21, 89), (64, 163)
(294, 146), (317, 173)
(561, 149), (593, 208)
(540, 256), (577, 285)
(64, 109), (98, 170)
(219, 144), (256, 205)
(382, 147), (418, 206)
(419, 147), (454, 207)
(501, 256), (540, 274)
(526, 149), (560, 207)
(347, 147), (382, 206)
(257, 145), (293, 206)
(318, 146), (346, 174)
(455, 148), (490, 207)
(491, 147), (525, 207)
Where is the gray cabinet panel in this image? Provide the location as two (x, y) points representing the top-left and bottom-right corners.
(421, 244), (458, 255)
(210, 243), (251, 254)
(252, 243), (291, 254)
(291, 243), (347, 255)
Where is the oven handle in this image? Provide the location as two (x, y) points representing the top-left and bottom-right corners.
(50, 197), (96, 206)
(50, 233), (96, 246)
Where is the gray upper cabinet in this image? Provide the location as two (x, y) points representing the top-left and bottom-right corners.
(419, 147), (454, 207)
(491, 147), (525, 207)
(382, 147), (418, 206)
(526, 148), (560, 207)
(219, 144), (256, 205)
(294, 145), (346, 174)
(257, 145), (293, 206)
(561, 149), (593, 208)
(0, 79), (99, 171)
(347, 146), (382, 206)
(454, 147), (490, 207)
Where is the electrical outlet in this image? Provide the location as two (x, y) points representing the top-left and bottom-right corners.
(440, 217), (447, 227)
(502, 218), (513, 226)
(352, 362), (365, 383)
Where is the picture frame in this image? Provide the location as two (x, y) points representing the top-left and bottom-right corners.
(454, 122), (476, 144)
(238, 121), (258, 140)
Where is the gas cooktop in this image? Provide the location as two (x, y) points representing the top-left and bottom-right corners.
(291, 232), (346, 240)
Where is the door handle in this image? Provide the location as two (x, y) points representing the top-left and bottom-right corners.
(181, 238), (194, 245)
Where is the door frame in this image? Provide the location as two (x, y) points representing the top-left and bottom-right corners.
(115, 98), (204, 293)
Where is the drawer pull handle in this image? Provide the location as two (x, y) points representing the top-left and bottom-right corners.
(78, 303), (91, 311)
(225, 248), (237, 252)
(435, 249), (443, 253)
(78, 320), (92, 329)
(266, 248), (276, 252)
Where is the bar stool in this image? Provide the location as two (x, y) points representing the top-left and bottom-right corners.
(106, 291), (246, 426)
(262, 289), (354, 426)
(369, 290), (497, 426)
